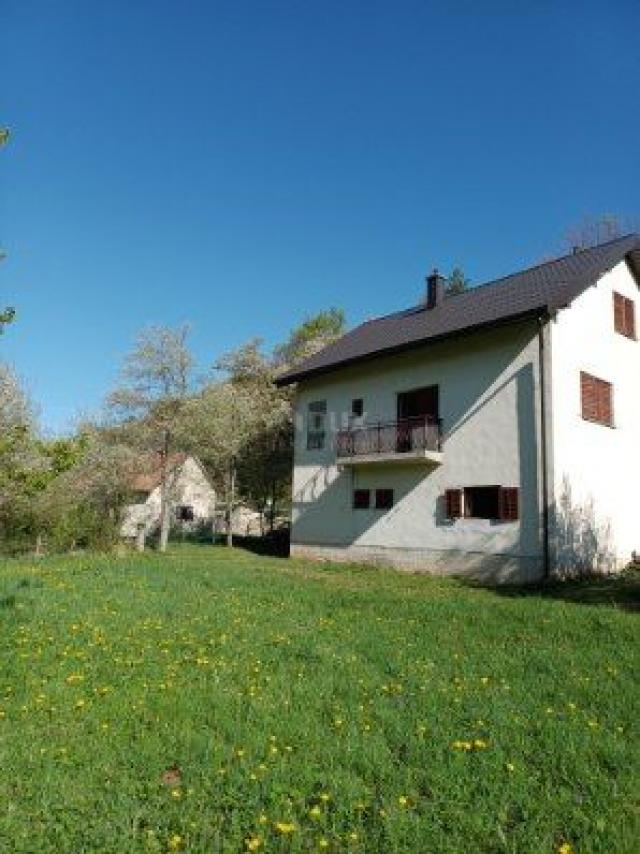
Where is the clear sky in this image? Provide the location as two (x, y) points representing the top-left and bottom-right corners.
(1, 1), (638, 433)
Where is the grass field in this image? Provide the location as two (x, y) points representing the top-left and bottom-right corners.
(0, 546), (638, 853)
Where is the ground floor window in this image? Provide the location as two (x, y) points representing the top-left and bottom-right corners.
(445, 486), (519, 521)
(353, 489), (370, 509)
(464, 486), (500, 519)
(375, 489), (394, 510)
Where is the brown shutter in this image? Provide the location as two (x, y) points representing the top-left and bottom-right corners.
(625, 297), (636, 339)
(499, 487), (519, 521)
(613, 292), (625, 334)
(580, 372), (598, 421)
(596, 378), (613, 426)
(445, 488), (462, 519)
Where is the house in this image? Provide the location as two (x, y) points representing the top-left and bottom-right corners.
(120, 453), (216, 541)
(276, 234), (640, 583)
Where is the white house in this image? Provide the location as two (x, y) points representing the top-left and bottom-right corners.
(120, 453), (216, 541)
(277, 234), (640, 583)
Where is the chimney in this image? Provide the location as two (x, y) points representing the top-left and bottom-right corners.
(425, 268), (446, 309)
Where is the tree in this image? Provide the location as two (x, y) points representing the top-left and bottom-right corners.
(0, 128), (14, 334)
(107, 325), (193, 552)
(274, 308), (346, 369)
(445, 267), (470, 296)
(563, 214), (638, 251)
(180, 340), (289, 546)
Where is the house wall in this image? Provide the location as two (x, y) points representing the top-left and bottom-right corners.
(121, 458), (216, 538)
(291, 319), (545, 582)
(550, 260), (640, 572)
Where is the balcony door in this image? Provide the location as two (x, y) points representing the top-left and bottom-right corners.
(396, 386), (439, 452)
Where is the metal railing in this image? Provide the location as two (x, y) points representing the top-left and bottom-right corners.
(335, 416), (442, 458)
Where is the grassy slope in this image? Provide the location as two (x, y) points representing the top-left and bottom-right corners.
(0, 546), (638, 853)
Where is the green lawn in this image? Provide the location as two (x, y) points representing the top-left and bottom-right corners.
(0, 546), (638, 853)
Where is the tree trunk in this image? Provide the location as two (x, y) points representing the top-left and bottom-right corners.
(136, 523), (146, 552)
(226, 461), (235, 547)
(159, 430), (170, 552)
(269, 480), (277, 533)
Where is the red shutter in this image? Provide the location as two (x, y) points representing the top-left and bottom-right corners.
(499, 487), (519, 521)
(624, 297), (636, 339)
(445, 488), (462, 519)
(596, 378), (613, 426)
(580, 372), (598, 421)
(613, 292), (625, 334)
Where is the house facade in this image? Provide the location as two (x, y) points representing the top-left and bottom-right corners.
(277, 235), (640, 583)
(121, 454), (216, 541)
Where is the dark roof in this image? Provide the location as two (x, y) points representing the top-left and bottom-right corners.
(277, 234), (640, 386)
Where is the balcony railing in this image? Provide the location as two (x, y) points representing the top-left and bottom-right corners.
(335, 416), (442, 460)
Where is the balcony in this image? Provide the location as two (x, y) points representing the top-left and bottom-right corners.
(335, 416), (443, 467)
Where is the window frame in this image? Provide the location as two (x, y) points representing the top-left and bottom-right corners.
(445, 486), (520, 522)
(306, 400), (327, 450)
(374, 488), (394, 510)
(353, 488), (371, 510)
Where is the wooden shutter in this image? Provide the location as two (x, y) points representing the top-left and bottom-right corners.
(445, 488), (462, 519)
(613, 292), (625, 334)
(581, 371), (613, 426)
(580, 372), (598, 421)
(613, 292), (636, 338)
(499, 487), (519, 521)
(596, 378), (613, 426)
(624, 297), (636, 339)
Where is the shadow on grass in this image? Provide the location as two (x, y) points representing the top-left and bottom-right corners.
(471, 568), (640, 612)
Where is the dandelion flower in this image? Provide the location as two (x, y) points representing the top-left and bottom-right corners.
(274, 822), (296, 834)
(558, 843), (573, 854)
(245, 837), (262, 852)
(167, 834), (183, 851)
(398, 795), (409, 807)
(309, 806), (322, 819)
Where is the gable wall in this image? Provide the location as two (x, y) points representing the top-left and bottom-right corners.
(550, 260), (640, 570)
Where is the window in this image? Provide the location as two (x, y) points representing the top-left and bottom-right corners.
(353, 489), (370, 509)
(613, 292), (636, 339)
(375, 489), (394, 510)
(177, 505), (194, 522)
(453, 486), (520, 521)
(580, 372), (613, 427)
(464, 486), (501, 519)
(351, 398), (364, 417)
(307, 400), (327, 449)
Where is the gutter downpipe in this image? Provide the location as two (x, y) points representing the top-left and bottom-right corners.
(537, 313), (551, 579)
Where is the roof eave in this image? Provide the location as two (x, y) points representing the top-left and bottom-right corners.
(275, 306), (549, 388)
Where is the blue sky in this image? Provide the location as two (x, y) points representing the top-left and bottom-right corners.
(1, 1), (638, 433)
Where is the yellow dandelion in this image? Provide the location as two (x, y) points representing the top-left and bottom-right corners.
(558, 843), (573, 854)
(167, 834), (183, 851)
(318, 840), (329, 849)
(309, 805), (322, 819)
(274, 821), (296, 834)
(245, 837), (262, 852)
(398, 795), (409, 807)
(506, 762), (515, 773)
(319, 793), (331, 802)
